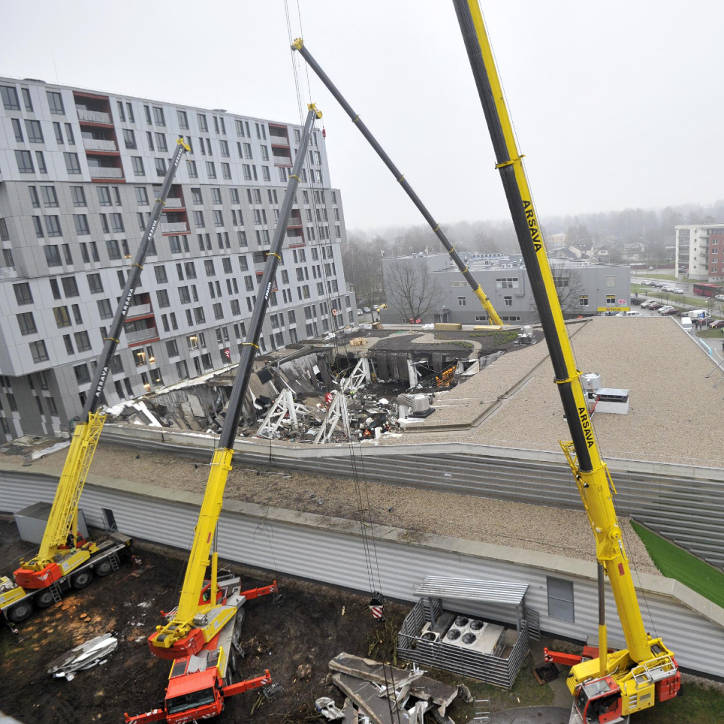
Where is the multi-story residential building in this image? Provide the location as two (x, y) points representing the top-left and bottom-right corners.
(0, 77), (355, 441)
(675, 224), (724, 281)
(380, 252), (630, 324)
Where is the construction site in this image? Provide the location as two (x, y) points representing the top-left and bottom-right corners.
(1, 3), (724, 724)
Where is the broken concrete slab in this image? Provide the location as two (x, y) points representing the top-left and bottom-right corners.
(332, 672), (409, 724)
(329, 652), (458, 714)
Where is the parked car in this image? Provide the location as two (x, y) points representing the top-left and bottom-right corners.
(640, 300), (655, 309)
(709, 319), (724, 329)
(630, 297), (643, 305)
(671, 288), (685, 294)
(715, 294), (724, 302)
(659, 306), (678, 315)
(647, 302), (663, 310)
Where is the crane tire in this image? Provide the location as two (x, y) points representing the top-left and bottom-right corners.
(94, 559), (113, 577)
(71, 570), (93, 589)
(36, 589), (56, 608)
(7, 600), (33, 623)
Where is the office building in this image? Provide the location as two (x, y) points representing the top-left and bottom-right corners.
(380, 252), (630, 324)
(0, 76), (354, 440)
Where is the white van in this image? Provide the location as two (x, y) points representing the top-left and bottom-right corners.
(680, 317), (692, 330)
(689, 309), (711, 319)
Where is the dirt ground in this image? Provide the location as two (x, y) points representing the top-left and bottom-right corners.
(0, 517), (413, 724)
(2, 518), (723, 724)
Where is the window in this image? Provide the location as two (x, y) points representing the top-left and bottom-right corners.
(132, 156), (145, 176)
(155, 157), (167, 176)
(495, 277), (519, 289)
(25, 119), (44, 143)
(71, 186), (86, 206)
(177, 109), (189, 129)
(51, 121), (63, 143)
(87, 273), (103, 294)
(123, 128), (137, 149)
(12, 118), (24, 142)
(206, 161), (216, 178)
(579, 295), (589, 307)
(197, 113), (208, 132)
(219, 139), (229, 157)
(64, 152), (81, 174)
(28, 186), (40, 207)
(47, 90), (64, 114)
(61, 276), (79, 297)
(1, 85), (20, 110)
(64, 123), (75, 144)
(547, 577), (574, 622)
(504, 296), (513, 307)
(74, 331), (91, 352)
(457, 296), (466, 307)
(213, 210), (224, 227)
(606, 295), (616, 305)
(15, 150), (34, 173)
(184, 261), (196, 279)
(110, 213), (124, 232)
(154, 265), (167, 284)
(16, 312), (37, 336)
(156, 289), (170, 307)
(44, 215), (61, 236)
(186, 159), (197, 178)
(155, 132), (167, 152)
(193, 210), (205, 227)
(222, 257), (232, 274)
(30, 340), (49, 362)
(35, 151), (47, 174)
(44, 245), (62, 266)
(204, 259), (216, 276)
(194, 307), (206, 324)
(106, 239), (121, 260)
(49, 278), (61, 299)
(53, 305), (72, 328)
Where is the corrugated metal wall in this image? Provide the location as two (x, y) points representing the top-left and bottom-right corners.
(103, 427), (724, 570)
(1, 471), (722, 678)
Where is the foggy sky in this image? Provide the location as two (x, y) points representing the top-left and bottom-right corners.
(2, 1), (722, 231)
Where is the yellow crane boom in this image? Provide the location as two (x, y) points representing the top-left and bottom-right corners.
(451, 2), (680, 721)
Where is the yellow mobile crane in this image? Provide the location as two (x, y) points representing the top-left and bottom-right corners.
(0, 138), (190, 625)
(126, 105), (323, 724)
(292, 38), (503, 326)
(451, 2), (680, 722)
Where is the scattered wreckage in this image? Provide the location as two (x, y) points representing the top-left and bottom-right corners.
(317, 652), (459, 724)
(47, 633), (118, 681)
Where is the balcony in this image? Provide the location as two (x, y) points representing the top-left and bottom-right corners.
(77, 108), (112, 124)
(127, 302), (152, 317)
(83, 138), (118, 152)
(125, 325), (159, 345)
(89, 166), (123, 179)
(165, 197), (184, 209)
(161, 221), (188, 233)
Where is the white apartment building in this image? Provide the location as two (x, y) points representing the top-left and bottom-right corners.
(0, 77), (355, 440)
(675, 223), (724, 281)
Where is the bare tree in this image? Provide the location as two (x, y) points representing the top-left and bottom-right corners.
(385, 259), (442, 322)
(551, 268), (586, 316)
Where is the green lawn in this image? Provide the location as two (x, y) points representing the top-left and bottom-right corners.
(630, 520), (724, 608)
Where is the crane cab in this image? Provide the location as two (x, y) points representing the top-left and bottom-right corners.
(573, 677), (623, 723)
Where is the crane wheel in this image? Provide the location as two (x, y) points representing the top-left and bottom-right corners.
(95, 559), (113, 577)
(7, 600), (33, 623)
(71, 570), (93, 589)
(36, 589), (56, 608)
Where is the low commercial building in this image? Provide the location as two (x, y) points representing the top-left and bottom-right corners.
(381, 252), (630, 324)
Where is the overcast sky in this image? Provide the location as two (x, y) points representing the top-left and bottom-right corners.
(2, 1), (722, 231)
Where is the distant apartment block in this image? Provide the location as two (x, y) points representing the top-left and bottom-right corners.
(380, 252), (631, 324)
(0, 76), (355, 440)
(675, 224), (724, 281)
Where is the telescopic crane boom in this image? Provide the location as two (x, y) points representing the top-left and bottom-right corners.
(127, 105), (323, 724)
(451, 2), (680, 721)
(292, 38), (503, 326)
(0, 138), (190, 624)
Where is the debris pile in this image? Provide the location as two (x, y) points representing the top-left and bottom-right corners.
(47, 633), (118, 681)
(317, 652), (458, 723)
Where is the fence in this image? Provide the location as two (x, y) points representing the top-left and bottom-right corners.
(398, 598), (530, 688)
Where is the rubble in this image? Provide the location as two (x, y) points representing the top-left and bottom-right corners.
(46, 633), (118, 681)
(326, 652), (458, 724)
